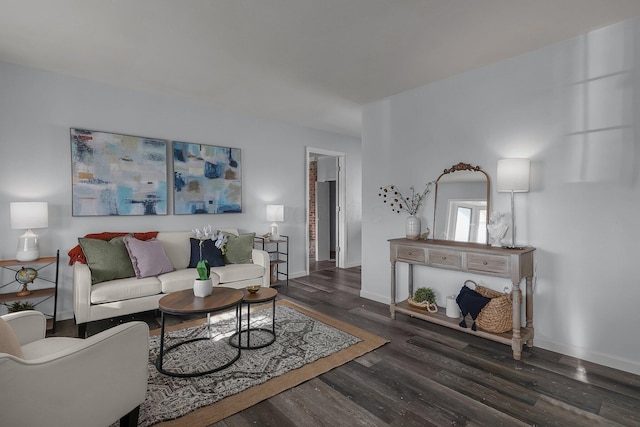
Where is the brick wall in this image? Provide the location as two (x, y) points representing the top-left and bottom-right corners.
(309, 161), (317, 257)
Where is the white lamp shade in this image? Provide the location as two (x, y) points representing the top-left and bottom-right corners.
(266, 204), (284, 222)
(496, 159), (530, 193)
(10, 202), (49, 229)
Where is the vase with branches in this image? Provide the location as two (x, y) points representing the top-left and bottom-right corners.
(379, 182), (433, 239)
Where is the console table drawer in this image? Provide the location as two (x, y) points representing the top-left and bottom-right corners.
(396, 246), (425, 263)
(467, 254), (509, 275)
(428, 250), (462, 269)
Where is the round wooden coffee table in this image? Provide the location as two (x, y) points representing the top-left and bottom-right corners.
(230, 287), (278, 349)
(156, 287), (244, 377)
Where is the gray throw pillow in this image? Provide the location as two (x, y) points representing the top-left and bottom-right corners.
(78, 236), (136, 284)
(223, 232), (255, 264)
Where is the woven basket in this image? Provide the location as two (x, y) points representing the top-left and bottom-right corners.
(407, 298), (438, 313)
(466, 280), (513, 334)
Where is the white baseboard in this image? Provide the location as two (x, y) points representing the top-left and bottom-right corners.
(359, 290), (389, 305)
(535, 337), (640, 376)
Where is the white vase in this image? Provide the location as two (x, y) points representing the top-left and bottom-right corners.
(405, 215), (421, 240)
(446, 295), (461, 318)
(193, 279), (213, 297)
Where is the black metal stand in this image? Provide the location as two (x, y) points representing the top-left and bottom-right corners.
(230, 297), (276, 349)
(156, 304), (242, 378)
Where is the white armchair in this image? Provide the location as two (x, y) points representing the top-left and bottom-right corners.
(0, 311), (149, 427)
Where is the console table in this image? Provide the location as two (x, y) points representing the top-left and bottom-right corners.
(389, 238), (535, 360)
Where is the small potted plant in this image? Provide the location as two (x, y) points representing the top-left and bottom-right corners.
(408, 287), (438, 313)
(6, 301), (36, 313)
(192, 225), (227, 297)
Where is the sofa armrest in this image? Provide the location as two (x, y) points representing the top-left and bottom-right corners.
(2, 311), (46, 345)
(0, 321), (149, 427)
(73, 262), (93, 324)
(251, 249), (270, 287)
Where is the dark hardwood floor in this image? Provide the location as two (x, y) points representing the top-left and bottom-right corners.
(52, 265), (640, 426)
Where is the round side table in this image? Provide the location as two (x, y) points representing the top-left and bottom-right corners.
(156, 287), (243, 377)
(230, 287), (278, 349)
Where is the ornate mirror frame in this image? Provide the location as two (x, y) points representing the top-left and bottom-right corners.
(432, 162), (491, 244)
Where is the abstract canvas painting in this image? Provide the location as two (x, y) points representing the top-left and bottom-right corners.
(173, 141), (242, 214)
(70, 128), (168, 216)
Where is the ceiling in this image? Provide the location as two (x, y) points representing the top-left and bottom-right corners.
(2, 1), (640, 138)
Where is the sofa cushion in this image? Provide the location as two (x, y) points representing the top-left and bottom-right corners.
(223, 232), (255, 264)
(158, 269), (219, 294)
(211, 263), (264, 283)
(188, 238), (225, 268)
(90, 276), (162, 304)
(0, 317), (23, 358)
(154, 231), (193, 270)
(78, 236), (136, 284)
(124, 236), (175, 278)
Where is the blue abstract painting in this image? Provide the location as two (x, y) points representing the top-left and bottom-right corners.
(70, 128), (168, 216)
(173, 142), (242, 214)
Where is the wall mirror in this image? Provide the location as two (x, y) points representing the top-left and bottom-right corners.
(432, 162), (490, 243)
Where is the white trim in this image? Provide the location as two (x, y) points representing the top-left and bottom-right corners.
(305, 147), (347, 275)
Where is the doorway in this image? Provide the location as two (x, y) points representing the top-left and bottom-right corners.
(305, 147), (346, 274)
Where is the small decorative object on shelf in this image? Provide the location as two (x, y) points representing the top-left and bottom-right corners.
(407, 287), (438, 313)
(15, 267), (38, 296)
(378, 182), (433, 239)
(6, 301), (36, 313)
(487, 211), (509, 247)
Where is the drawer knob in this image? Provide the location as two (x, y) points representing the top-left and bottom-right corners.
(408, 251), (413, 255)
(483, 261), (488, 265)
(442, 256), (447, 260)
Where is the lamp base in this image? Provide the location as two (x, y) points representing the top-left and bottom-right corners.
(16, 249), (39, 262)
(16, 230), (40, 261)
(269, 223), (280, 241)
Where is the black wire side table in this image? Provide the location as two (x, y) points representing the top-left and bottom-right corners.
(230, 287), (277, 349)
(156, 287), (244, 377)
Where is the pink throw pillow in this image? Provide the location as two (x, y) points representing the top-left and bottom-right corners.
(123, 236), (174, 279)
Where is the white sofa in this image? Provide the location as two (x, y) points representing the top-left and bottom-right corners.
(73, 230), (269, 337)
(0, 310), (149, 427)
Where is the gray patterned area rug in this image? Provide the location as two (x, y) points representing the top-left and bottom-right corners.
(133, 299), (388, 427)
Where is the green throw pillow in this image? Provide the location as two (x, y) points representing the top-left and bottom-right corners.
(78, 236), (136, 284)
(224, 232), (255, 264)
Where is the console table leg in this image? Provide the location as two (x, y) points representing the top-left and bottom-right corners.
(526, 275), (534, 347)
(390, 261), (397, 319)
(512, 281), (522, 360)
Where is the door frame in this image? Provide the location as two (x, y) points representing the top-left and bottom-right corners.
(305, 147), (346, 274)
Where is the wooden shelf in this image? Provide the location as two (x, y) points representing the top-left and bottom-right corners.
(0, 256), (57, 267)
(393, 300), (533, 346)
(255, 236), (288, 286)
(0, 287), (55, 303)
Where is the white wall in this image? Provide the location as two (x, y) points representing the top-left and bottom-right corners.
(362, 18), (640, 374)
(0, 60), (362, 320)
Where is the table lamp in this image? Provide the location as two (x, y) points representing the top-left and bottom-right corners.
(266, 204), (284, 241)
(496, 159), (530, 249)
(10, 202), (48, 261)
